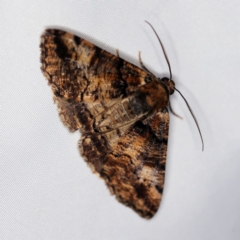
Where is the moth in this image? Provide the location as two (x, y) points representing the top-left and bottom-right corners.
(40, 22), (203, 219)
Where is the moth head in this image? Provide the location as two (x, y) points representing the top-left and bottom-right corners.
(159, 77), (175, 95)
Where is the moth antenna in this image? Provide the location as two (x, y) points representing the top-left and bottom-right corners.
(174, 87), (204, 151)
(145, 20), (172, 80)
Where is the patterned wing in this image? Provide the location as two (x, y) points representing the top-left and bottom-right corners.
(40, 29), (154, 132)
(41, 29), (170, 219)
(80, 108), (169, 218)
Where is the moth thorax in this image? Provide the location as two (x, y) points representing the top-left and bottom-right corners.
(160, 77), (175, 95)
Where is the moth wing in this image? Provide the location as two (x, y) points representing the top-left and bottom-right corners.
(80, 108), (169, 218)
(40, 29), (169, 218)
(40, 29), (153, 132)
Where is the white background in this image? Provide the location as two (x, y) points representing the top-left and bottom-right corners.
(1, 1), (240, 239)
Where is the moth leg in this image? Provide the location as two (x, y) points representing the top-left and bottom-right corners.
(169, 101), (182, 119)
(116, 49), (119, 57)
(138, 51), (151, 73)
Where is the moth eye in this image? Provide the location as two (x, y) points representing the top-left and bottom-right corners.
(162, 107), (168, 113)
(145, 76), (152, 83)
(161, 77), (169, 83)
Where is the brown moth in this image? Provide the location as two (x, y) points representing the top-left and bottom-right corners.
(40, 23), (200, 219)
